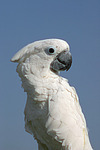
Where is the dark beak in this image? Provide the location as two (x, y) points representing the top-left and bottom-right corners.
(50, 50), (72, 72)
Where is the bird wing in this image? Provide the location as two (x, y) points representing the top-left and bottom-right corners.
(45, 78), (91, 150)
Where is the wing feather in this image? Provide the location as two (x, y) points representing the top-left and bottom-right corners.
(46, 78), (91, 149)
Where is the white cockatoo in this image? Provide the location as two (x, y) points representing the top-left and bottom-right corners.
(11, 39), (93, 150)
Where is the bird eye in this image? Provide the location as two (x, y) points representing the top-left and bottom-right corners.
(48, 47), (56, 55)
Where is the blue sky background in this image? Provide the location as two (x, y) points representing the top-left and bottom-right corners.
(0, 0), (100, 149)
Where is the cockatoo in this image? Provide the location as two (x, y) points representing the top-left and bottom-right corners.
(11, 39), (93, 150)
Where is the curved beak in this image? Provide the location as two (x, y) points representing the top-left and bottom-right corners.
(50, 50), (72, 72)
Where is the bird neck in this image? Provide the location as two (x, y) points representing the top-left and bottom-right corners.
(16, 62), (60, 96)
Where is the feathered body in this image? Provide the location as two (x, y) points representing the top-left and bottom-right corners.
(11, 39), (93, 150)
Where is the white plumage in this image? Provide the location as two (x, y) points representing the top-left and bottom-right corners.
(11, 39), (93, 150)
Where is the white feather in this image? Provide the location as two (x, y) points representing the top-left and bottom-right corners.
(11, 39), (93, 150)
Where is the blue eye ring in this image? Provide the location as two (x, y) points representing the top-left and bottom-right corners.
(48, 47), (56, 55)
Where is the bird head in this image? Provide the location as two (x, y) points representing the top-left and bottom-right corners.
(11, 39), (72, 77)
